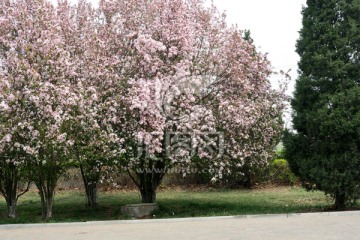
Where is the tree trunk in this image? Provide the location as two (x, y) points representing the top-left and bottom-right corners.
(137, 162), (165, 203)
(36, 174), (57, 220)
(0, 163), (30, 219)
(85, 182), (98, 207)
(79, 163), (100, 207)
(140, 181), (157, 203)
(33, 148), (60, 220)
(40, 192), (54, 220)
(2, 182), (30, 218)
(4, 177), (18, 218)
(335, 193), (346, 211)
(7, 199), (17, 219)
(128, 151), (167, 204)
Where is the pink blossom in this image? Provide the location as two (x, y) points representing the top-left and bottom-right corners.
(0, 101), (10, 111)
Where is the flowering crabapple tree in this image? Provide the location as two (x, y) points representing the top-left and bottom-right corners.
(0, 0), (36, 218)
(56, 0), (125, 207)
(0, 0), (287, 214)
(0, 3), (33, 219)
(0, 95), (32, 219)
(0, 0), (79, 219)
(99, 0), (218, 203)
(175, 8), (286, 186)
(101, 0), (286, 203)
(0, 134), (31, 219)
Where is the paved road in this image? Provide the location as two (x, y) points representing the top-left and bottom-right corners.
(1, 211), (359, 240)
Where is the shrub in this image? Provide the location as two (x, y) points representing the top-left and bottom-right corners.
(269, 159), (297, 185)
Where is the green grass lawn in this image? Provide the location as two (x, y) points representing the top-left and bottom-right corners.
(0, 187), (358, 224)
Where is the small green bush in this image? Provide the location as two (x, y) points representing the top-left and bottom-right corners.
(270, 159), (298, 185)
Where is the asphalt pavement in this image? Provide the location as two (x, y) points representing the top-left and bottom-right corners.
(1, 211), (359, 240)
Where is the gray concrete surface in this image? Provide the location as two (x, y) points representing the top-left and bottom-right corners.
(121, 203), (159, 218)
(0, 211), (359, 240)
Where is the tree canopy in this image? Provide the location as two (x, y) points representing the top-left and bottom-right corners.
(0, 0), (286, 218)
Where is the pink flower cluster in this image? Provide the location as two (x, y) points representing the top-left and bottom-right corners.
(0, 0), (287, 180)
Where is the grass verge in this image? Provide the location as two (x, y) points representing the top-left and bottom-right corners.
(0, 187), (358, 224)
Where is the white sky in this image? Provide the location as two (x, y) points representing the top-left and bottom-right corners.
(212, 0), (307, 96)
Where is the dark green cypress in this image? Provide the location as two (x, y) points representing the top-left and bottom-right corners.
(284, 0), (360, 210)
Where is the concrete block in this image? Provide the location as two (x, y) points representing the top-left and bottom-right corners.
(121, 203), (159, 218)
